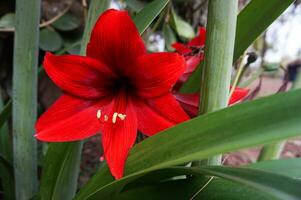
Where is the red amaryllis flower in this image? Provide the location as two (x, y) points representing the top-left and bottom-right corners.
(35, 9), (189, 179)
(172, 27), (206, 86)
(175, 87), (250, 117)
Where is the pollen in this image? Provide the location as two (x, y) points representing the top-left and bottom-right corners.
(96, 109), (101, 119)
(118, 113), (126, 120)
(112, 112), (118, 123)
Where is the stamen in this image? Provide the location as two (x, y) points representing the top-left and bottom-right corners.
(97, 109), (101, 119)
(112, 112), (118, 123)
(104, 115), (108, 122)
(117, 113), (126, 120)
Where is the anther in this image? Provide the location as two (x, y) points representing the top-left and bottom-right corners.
(97, 109), (101, 119)
(104, 115), (108, 122)
(112, 112), (118, 123)
(118, 113), (126, 120)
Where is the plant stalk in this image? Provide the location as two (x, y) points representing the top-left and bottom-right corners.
(258, 68), (301, 161)
(198, 0), (238, 165)
(12, 0), (41, 199)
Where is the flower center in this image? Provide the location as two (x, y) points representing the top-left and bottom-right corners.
(110, 76), (136, 95)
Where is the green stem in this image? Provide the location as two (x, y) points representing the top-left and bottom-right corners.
(258, 68), (301, 162)
(229, 51), (247, 99)
(12, 0), (41, 199)
(258, 142), (285, 161)
(199, 0), (238, 166)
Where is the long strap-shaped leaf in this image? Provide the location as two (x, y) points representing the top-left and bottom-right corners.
(115, 159), (301, 200)
(180, 0), (294, 93)
(133, 0), (169, 34)
(193, 166), (301, 200)
(75, 89), (301, 199)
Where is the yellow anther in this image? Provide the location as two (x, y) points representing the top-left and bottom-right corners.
(117, 113), (126, 120)
(112, 112), (118, 123)
(97, 109), (101, 119)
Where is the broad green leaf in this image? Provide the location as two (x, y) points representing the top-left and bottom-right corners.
(126, 0), (146, 12)
(76, 89), (301, 199)
(0, 94), (13, 200)
(0, 13), (15, 28)
(234, 0), (294, 61)
(39, 28), (63, 52)
(115, 158), (301, 200)
(263, 63), (280, 72)
(39, 142), (82, 200)
(193, 166), (301, 200)
(0, 100), (12, 129)
(0, 155), (14, 200)
(52, 13), (81, 31)
(170, 8), (195, 39)
(133, 0), (169, 34)
(163, 24), (177, 51)
(180, 0), (294, 93)
(249, 158), (301, 178)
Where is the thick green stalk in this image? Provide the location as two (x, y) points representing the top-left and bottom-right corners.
(258, 142), (285, 161)
(199, 0), (238, 165)
(258, 69), (301, 162)
(12, 0), (41, 199)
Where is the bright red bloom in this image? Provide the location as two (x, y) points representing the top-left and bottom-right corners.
(35, 9), (189, 179)
(172, 27), (206, 85)
(175, 87), (250, 117)
(172, 27), (249, 113)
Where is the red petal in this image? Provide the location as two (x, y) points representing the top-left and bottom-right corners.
(188, 27), (206, 46)
(133, 52), (186, 98)
(148, 93), (189, 124)
(134, 98), (174, 136)
(87, 9), (146, 75)
(43, 53), (115, 99)
(172, 42), (192, 54)
(102, 93), (137, 179)
(175, 87), (249, 117)
(229, 87), (250, 105)
(35, 95), (111, 141)
(174, 93), (199, 117)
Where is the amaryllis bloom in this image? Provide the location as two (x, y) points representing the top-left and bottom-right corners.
(175, 87), (250, 117)
(35, 9), (189, 179)
(173, 27), (206, 86)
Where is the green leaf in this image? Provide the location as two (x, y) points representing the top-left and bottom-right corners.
(194, 166), (301, 200)
(133, 0), (169, 34)
(180, 0), (294, 93)
(0, 155), (14, 200)
(75, 89), (301, 199)
(0, 13), (15, 28)
(0, 100), (12, 131)
(126, 0), (146, 12)
(39, 142), (83, 200)
(115, 158), (301, 200)
(234, 0), (294, 61)
(249, 158), (301, 178)
(263, 63), (280, 72)
(39, 28), (63, 52)
(52, 13), (81, 31)
(170, 8), (195, 39)
(163, 24), (177, 51)
(0, 93), (13, 200)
